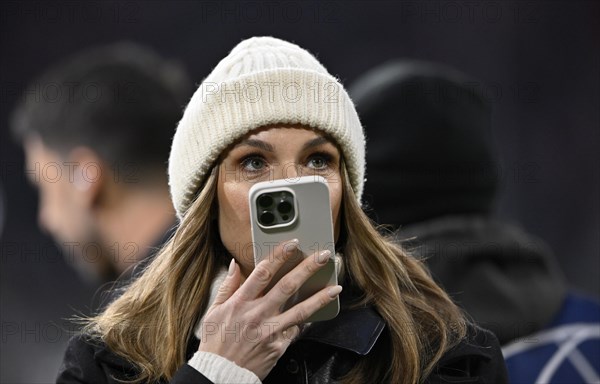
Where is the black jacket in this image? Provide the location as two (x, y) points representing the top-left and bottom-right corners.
(57, 287), (507, 384)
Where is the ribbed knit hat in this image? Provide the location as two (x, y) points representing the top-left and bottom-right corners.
(169, 37), (365, 219)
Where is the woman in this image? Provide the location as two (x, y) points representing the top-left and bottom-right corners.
(58, 37), (507, 384)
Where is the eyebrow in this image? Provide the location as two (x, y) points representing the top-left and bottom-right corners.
(238, 139), (274, 152)
(301, 137), (331, 151)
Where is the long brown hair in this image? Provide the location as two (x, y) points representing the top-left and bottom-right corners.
(82, 160), (466, 383)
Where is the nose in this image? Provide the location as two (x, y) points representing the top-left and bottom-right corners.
(276, 162), (301, 181)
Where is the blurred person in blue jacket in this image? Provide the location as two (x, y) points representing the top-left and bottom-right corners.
(349, 60), (600, 383)
(10, 42), (191, 287)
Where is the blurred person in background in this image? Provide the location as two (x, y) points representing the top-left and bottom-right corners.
(350, 60), (600, 383)
(10, 42), (192, 287)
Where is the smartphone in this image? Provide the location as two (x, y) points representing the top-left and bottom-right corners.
(248, 175), (339, 322)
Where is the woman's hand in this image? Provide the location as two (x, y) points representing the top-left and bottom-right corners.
(198, 239), (342, 380)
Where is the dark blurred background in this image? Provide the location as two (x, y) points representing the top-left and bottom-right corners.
(1, 1), (598, 382)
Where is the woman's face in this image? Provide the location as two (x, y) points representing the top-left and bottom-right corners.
(217, 126), (343, 277)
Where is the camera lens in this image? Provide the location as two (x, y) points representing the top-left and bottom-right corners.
(258, 194), (273, 208)
(277, 201), (293, 214)
(259, 211), (275, 226)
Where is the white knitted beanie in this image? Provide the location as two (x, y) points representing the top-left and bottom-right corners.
(168, 36), (365, 219)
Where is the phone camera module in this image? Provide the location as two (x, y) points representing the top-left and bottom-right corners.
(255, 190), (295, 227)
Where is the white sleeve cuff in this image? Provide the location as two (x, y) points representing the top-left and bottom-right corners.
(188, 351), (262, 384)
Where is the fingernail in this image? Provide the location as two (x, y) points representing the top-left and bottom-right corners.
(318, 250), (331, 264)
(228, 258), (236, 276)
(286, 239), (300, 252)
(328, 285), (342, 298)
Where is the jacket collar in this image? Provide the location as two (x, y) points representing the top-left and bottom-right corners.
(297, 286), (386, 355)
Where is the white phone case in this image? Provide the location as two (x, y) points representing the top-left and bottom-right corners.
(248, 175), (340, 322)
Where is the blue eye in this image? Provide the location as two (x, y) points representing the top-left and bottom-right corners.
(241, 156), (267, 172)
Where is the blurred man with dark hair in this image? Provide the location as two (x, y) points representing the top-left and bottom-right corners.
(350, 60), (600, 383)
(11, 42), (192, 285)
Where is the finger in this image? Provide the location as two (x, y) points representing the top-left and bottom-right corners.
(278, 284), (342, 326)
(212, 259), (241, 306)
(265, 249), (332, 308)
(236, 239), (299, 300)
(281, 325), (301, 345)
